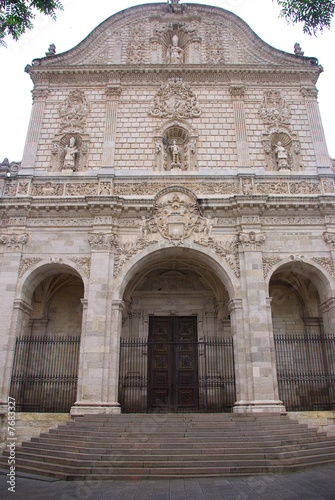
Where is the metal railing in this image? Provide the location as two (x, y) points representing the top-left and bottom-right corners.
(9, 335), (80, 412)
(274, 333), (335, 411)
(119, 336), (236, 413)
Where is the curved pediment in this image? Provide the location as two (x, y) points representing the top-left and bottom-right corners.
(28, 3), (318, 70)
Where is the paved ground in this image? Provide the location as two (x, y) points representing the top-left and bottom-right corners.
(1, 464), (335, 499)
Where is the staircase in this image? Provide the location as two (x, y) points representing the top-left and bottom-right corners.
(1, 413), (335, 480)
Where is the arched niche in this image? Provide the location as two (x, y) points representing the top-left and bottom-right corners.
(262, 129), (302, 171)
(154, 122), (198, 171)
(51, 133), (90, 172)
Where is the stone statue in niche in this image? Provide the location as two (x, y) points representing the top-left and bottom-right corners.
(274, 141), (289, 170)
(170, 140), (181, 167)
(167, 34), (184, 64)
(63, 137), (78, 171)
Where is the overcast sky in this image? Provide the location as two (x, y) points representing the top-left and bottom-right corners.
(1, 0), (334, 162)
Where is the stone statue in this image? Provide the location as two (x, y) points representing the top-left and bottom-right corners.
(63, 137), (78, 170)
(275, 141), (288, 169)
(170, 140), (181, 167)
(167, 35), (184, 64)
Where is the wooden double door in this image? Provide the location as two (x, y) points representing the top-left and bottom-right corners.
(148, 316), (198, 412)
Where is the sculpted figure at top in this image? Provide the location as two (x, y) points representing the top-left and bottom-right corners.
(167, 35), (184, 64)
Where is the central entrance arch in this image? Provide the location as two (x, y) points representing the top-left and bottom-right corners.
(118, 246), (237, 413)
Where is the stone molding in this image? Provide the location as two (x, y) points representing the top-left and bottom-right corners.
(6, 176), (330, 199)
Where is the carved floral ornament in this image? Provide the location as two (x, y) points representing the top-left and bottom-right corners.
(149, 78), (201, 119)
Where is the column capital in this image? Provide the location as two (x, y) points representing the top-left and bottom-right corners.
(239, 231), (265, 251)
(105, 85), (122, 98)
(0, 233), (28, 252)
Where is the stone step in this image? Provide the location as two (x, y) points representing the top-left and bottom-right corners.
(18, 439), (335, 457)
(4, 446), (335, 466)
(1, 413), (335, 480)
(26, 433), (333, 451)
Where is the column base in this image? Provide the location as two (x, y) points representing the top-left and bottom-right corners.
(70, 402), (121, 416)
(233, 400), (286, 414)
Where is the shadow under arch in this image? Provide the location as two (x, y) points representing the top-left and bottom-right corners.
(267, 258), (335, 412)
(116, 244), (237, 303)
(266, 257), (335, 305)
(19, 259), (87, 306)
(10, 261), (86, 413)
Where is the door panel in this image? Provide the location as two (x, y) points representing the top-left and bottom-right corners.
(148, 316), (198, 412)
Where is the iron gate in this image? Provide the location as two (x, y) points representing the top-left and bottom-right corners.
(118, 336), (236, 413)
(274, 333), (335, 411)
(9, 335), (80, 412)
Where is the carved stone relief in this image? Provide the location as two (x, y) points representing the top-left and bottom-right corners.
(324, 232), (335, 248)
(19, 257), (43, 277)
(259, 91), (292, 127)
(58, 90), (89, 134)
(149, 77), (201, 119)
(238, 231), (265, 251)
(166, 0), (185, 14)
(70, 257), (91, 278)
(204, 22), (226, 64)
(259, 91), (302, 171)
(126, 24), (146, 64)
(196, 236), (240, 278)
(0, 233), (28, 251)
(263, 256), (282, 278)
(311, 257), (335, 278)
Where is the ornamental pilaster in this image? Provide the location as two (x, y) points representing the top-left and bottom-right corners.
(21, 89), (49, 170)
(301, 85), (330, 168)
(102, 86), (122, 168)
(229, 85), (250, 168)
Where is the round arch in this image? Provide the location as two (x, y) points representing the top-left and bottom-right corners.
(266, 257), (335, 306)
(9, 260), (86, 413)
(114, 243), (238, 303)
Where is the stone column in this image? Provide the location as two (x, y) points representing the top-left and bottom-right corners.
(301, 86), (330, 170)
(320, 231), (335, 332)
(230, 85), (250, 168)
(107, 300), (125, 405)
(102, 86), (121, 169)
(21, 89), (48, 171)
(71, 233), (121, 415)
(234, 230), (285, 413)
(0, 234), (29, 412)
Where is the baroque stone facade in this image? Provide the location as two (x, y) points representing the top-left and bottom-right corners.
(1, 1), (334, 423)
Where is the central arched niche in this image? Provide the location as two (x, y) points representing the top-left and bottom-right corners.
(122, 252), (231, 340)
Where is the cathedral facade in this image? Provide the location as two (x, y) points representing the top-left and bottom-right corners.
(1, 1), (334, 427)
